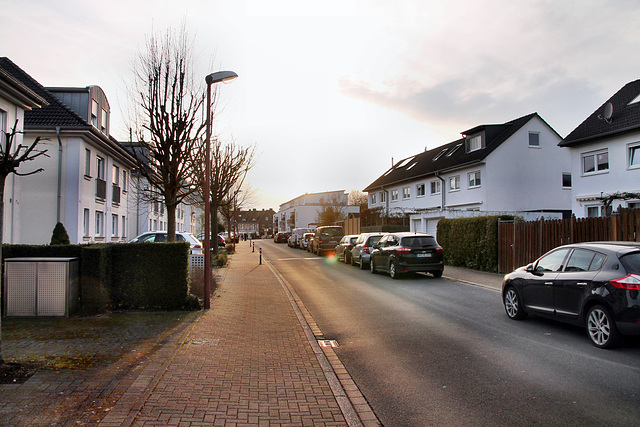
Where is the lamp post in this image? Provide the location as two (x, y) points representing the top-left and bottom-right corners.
(204, 70), (237, 310)
(233, 189), (242, 252)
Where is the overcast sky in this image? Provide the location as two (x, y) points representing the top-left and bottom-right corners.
(3, 0), (640, 210)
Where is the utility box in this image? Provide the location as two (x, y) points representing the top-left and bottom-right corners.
(3, 257), (80, 317)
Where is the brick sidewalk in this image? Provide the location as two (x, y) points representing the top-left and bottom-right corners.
(101, 242), (375, 426)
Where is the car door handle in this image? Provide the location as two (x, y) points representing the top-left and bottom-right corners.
(545, 282), (554, 286)
(577, 282), (588, 287)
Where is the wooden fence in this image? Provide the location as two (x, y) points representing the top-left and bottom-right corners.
(498, 208), (640, 273)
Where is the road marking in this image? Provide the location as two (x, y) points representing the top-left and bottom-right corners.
(276, 257), (324, 261)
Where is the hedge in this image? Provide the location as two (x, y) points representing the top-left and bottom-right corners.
(437, 215), (515, 272)
(1, 242), (196, 314)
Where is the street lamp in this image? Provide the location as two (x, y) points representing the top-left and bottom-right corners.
(233, 189), (242, 251)
(204, 70), (238, 310)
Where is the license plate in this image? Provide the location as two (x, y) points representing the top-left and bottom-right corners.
(417, 253), (432, 257)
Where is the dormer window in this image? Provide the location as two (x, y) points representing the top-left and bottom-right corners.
(466, 135), (483, 152)
(101, 109), (108, 134)
(91, 100), (99, 128)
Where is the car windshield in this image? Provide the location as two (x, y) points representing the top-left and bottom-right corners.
(620, 251), (640, 274)
(321, 228), (343, 237)
(402, 236), (437, 248)
(367, 236), (382, 245)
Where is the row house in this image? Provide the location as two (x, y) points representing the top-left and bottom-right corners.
(364, 113), (572, 236)
(559, 79), (640, 217)
(0, 58), (136, 244)
(235, 208), (275, 238)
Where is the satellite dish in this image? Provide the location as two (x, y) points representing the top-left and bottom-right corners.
(603, 102), (613, 122)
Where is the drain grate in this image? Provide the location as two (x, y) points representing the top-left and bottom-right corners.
(317, 339), (339, 348)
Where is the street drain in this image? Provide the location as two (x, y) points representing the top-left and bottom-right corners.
(318, 340), (339, 348)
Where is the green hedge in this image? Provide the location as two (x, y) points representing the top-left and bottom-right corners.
(2, 242), (196, 314)
(437, 215), (515, 272)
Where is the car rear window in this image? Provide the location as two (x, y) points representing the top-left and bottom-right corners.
(402, 236), (437, 248)
(321, 228), (344, 237)
(620, 252), (640, 274)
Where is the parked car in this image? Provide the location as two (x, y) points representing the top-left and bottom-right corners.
(501, 242), (640, 349)
(351, 232), (385, 270)
(301, 232), (314, 251)
(289, 228), (313, 248)
(311, 225), (345, 256)
(129, 231), (203, 254)
(335, 235), (359, 263)
(197, 233), (227, 247)
(274, 231), (290, 243)
(370, 232), (444, 279)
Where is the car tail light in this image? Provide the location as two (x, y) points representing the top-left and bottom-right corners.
(194, 244), (202, 249)
(610, 274), (640, 290)
(363, 245), (370, 254)
(435, 246), (444, 254)
(396, 247), (412, 254)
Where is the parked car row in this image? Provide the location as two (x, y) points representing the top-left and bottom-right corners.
(129, 231), (205, 254)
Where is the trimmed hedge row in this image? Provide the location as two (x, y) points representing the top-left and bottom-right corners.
(2, 242), (197, 314)
(437, 215), (515, 272)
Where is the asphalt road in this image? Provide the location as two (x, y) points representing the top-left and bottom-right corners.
(260, 240), (640, 426)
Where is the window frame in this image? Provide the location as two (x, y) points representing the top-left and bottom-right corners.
(466, 135), (483, 152)
(91, 100), (99, 128)
(628, 142), (640, 170)
(449, 175), (460, 192)
(562, 172), (572, 189)
(391, 189), (399, 202)
(402, 186), (410, 200)
(370, 193), (377, 205)
(430, 180), (441, 195)
(581, 149), (609, 175)
(95, 211), (104, 236)
(528, 132), (540, 148)
(468, 171), (481, 188)
(416, 183), (426, 197)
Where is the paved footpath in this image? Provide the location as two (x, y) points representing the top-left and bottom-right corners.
(99, 242), (378, 426)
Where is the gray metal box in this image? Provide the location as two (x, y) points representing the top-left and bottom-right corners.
(4, 257), (79, 317)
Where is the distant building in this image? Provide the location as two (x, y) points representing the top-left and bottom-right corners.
(275, 191), (360, 232)
(235, 208), (275, 238)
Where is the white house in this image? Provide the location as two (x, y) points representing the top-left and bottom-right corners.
(0, 57), (137, 244)
(364, 113), (572, 236)
(275, 190), (359, 232)
(559, 79), (640, 217)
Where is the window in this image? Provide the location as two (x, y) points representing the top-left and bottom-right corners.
(467, 135), (483, 152)
(112, 214), (119, 237)
(91, 100), (99, 127)
(370, 193), (377, 204)
(122, 216), (126, 238)
(402, 187), (410, 199)
(586, 206), (601, 218)
(391, 189), (398, 201)
(433, 149), (447, 161)
(535, 248), (571, 273)
(83, 209), (90, 236)
(96, 211), (104, 236)
(380, 191), (387, 203)
(101, 109), (108, 134)
(112, 165), (120, 185)
(447, 143), (462, 157)
(122, 170), (128, 192)
(528, 132), (540, 147)
(562, 173), (572, 188)
(565, 249), (605, 272)
(0, 109), (7, 147)
(449, 176), (460, 191)
(97, 156), (105, 179)
(629, 143), (640, 169)
(85, 149), (91, 177)
(468, 171), (481, 188)
(416, 183), (425, 197)
(430, 180), (441, 195)
(582, 150), (609, 174)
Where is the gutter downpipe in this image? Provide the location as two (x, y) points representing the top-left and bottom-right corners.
(56, 127), (62, 223)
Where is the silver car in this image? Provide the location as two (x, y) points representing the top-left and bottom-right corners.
(129, 231), (203, 254)
(351, 232), (385, 269)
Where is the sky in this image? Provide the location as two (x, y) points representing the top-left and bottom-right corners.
(3, 0), (640, 211)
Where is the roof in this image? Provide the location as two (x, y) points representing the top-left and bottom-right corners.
(560, 79), (640, 147)
(0, 64), (48, 110)
(364, 113), (545, 192)
(238, 209), (275, 223)
(0, 57), (87, 129)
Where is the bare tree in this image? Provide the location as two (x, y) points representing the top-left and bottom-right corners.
(315, 195), (347, 226)
(193, 137), (255, 253)
(127, 23), (205, 242)
(348, 190), (368, 209)
(0, 121), (48, 363)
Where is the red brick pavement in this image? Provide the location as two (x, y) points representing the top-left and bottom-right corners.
(101, 242), (378, 426)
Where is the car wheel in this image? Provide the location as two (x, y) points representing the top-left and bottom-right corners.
(350, 255), (356, 266)
(389, 260), (401, 280)
(586, 305), (622, 349)
(359, 258), (367, 270)
(503, 287), (526, 320)
(432, 270), (443, 278)
(370, 258), (377, 274)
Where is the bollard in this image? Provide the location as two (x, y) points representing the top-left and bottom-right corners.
(259, 247), (262, 265)
(252, 241), (255, 252)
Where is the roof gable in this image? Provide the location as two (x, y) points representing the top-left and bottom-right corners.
(364, 113), (541, 192)
(560, 79), (640, 147)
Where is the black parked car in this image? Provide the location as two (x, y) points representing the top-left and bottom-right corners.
(501, 242), (640, 348)
(335, 235), (359, 263)
(274, 231), (290, 243)
(370, 232), (444, 279)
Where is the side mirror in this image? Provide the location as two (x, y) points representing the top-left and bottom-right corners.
(525, 263), (534, 273)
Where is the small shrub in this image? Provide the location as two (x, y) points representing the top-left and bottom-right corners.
(50, 222), (71, 245)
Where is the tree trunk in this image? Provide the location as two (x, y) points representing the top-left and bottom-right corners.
(166, 203), (176, 242)
(210, 200), (219, 255)
(0, 174), (6, 364)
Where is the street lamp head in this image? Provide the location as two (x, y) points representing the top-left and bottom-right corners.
(205, 70), (238, 85)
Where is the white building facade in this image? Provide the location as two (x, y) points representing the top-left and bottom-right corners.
(275, 190), (360, 232)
